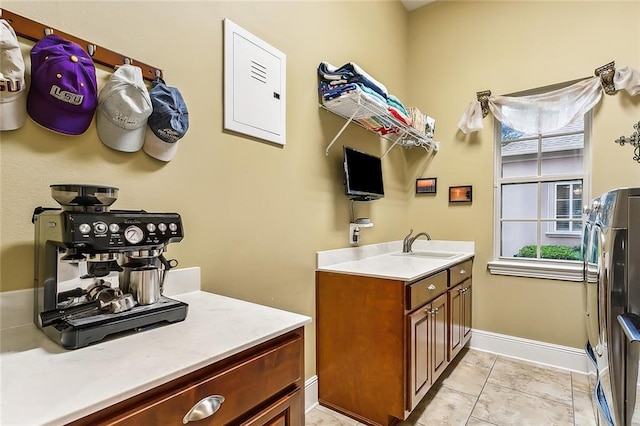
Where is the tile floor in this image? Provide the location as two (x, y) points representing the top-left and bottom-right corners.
(306, 347), (597, 426)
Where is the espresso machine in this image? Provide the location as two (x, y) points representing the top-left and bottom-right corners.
(32, 184), (188, 349)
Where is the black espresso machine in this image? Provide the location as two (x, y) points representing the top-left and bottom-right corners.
(32, 184), (188, 349)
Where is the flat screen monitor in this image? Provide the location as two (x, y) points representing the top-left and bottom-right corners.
(343, 146), (384, 201)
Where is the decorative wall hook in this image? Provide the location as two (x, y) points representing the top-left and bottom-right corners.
(615, 121), (640, 163)
(476, 90), (492, 118)
(2, 8), (162, 82)
(595, 61), (616, 95)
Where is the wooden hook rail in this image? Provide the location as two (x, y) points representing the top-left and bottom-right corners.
(0, 8), (162, 81)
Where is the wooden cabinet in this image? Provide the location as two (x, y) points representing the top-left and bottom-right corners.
(316, 258), (473, 426)
(449, 280), (472, 361)
(408, 292), (447, 411)
(68, 328), (305, 426)
(448, 259), (473, 361)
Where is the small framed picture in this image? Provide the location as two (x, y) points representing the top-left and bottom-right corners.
(449, 185), (472, 203)
(416, 178), (437, 194)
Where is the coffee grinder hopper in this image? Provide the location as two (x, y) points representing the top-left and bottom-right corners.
(50, 184), (119, 212)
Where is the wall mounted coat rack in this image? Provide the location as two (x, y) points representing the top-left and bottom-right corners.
(1, 8), (162, 81)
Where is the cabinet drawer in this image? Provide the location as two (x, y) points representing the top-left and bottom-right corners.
(449, 260), (472, 287)
(407, 271), (447, 310)
(104, 335), (302, 425)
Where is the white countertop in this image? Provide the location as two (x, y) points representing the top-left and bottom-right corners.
(0, 268), (311, 426)
(316, 240), (475, 281)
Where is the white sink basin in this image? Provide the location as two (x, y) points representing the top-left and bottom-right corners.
(393, 251), (463, 259)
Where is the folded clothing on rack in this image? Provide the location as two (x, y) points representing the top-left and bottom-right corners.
(318, 81), (359, 101)
(317, 61), (439, 139)
(408, 107), (436, 136)
(319, 81), (388, 110)
(387, 95), (408, 116)
(318, 61), (388, 100)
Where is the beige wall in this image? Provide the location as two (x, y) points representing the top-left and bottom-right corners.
(405, 0), (640, 348)
(0, 0), (412, 381)
(1, 0), (638, 382)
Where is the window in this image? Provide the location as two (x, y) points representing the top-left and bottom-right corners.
(488, 86), (591, 281)
(555, 182), (582, 233)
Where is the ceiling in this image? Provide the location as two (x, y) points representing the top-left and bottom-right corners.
(400, 0), (436, 11)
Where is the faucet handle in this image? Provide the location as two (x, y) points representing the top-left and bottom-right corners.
(404, 229), (414, 239)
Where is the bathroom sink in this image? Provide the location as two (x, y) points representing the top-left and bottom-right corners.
(393, 251), (463, 259)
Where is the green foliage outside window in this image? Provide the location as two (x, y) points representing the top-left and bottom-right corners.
(515, 245), (581, 260)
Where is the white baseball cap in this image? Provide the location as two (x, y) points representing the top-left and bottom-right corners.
(0, 19), (27, 131)
(96, 64), (152, 152)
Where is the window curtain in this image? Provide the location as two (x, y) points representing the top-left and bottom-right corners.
(458, 66), (640, 134)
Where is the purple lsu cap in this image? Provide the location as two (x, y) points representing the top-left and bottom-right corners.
(27, 34), (98, 135)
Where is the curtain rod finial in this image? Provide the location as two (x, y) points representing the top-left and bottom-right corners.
(595, 61), (616, 95)
(476, 90), (492, 118)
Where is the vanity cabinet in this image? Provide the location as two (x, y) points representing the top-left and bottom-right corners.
(316, 258), (473, 426)
(448, 259), (473, 361)
(68, 328), (305, 426)
(408, 292), (447, 410)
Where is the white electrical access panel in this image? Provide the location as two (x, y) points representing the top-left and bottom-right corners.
(223, 18), (287, 146)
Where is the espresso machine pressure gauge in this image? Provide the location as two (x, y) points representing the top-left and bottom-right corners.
(124, 225), (144, 244)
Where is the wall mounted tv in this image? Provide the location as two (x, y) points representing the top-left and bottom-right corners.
(343, 146), (384, 201)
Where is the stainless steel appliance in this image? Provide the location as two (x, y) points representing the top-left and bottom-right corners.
(33, 184), (188, 349)
(583, 187), (640, 425)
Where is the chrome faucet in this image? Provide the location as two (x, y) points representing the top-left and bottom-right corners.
(402, 229), (431, 253)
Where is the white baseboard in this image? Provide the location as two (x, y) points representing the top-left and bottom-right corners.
(305, 375), (319, 413)
(469, 328), (589, 373)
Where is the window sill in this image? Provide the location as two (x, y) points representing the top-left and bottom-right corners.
(544, 231), (582, 238)
(487, 259), (583, 281)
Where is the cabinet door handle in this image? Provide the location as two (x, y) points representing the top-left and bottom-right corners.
(433, 308), (439, 314)
(427, 284), (436, 291)
(183, 395), (225, 424)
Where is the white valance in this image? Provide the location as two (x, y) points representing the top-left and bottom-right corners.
(458, 66), (640, 134)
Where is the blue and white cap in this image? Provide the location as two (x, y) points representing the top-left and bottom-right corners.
(143, 77), (189, 161)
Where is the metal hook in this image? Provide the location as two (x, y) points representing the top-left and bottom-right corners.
(155, 69), (162, 78)
(87, 44), (96, 57)
(44, 28), (53, 36)
(124, 57), (131, 65)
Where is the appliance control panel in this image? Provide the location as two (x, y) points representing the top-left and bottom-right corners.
(62, 211), (183, 250)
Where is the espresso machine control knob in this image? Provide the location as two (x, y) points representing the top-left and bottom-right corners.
(169, 223), (178, 232)
(94, 222), (108, 234)
(158, 223), (167, 232)
(109, 223), (120, 233)
(124, 225), (144, 244)
(79, 223), (92, 234)
(147, 223), (157, 232)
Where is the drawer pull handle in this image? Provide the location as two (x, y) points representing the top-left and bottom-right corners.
(427, 284), (436, 291)
(459, 269), (466, 275)
(183, 395), (225, 424)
